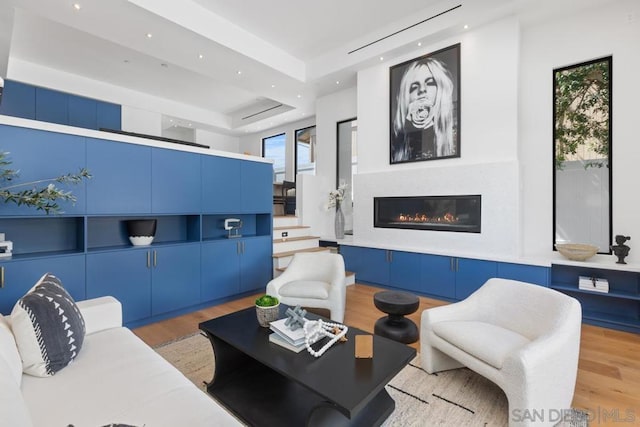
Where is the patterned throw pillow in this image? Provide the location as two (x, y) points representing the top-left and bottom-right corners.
(11, 273), (86, 377)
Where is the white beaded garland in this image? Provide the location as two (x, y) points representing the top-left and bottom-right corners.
(303, 319), (348, 358)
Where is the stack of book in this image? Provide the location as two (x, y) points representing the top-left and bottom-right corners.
(269, 318), (313, 353)
(578, 275), (609, 293)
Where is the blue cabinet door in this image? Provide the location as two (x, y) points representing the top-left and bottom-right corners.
(497, 262), (549, 286)
(0, 255), (86, 315)
(240, 236), (272, 293)
(455, 258), (497, 300)
(421, 254), (456, 298)
(356, 247), (389, 285)
(0, 80), (36, 119)
(96, 101), (122, 131)
(241, 161), (272, 213)
(151, 244), (201, 315)
(201, 240), (240, 301)
(35, 87), (68, 125)
(68, 96), (97, 129)
(86, 250), (151, 324)
(201, 156), (241, 213)
(389, 250), (421, 291)
(340, 245), (361, 277)
(0, 125), (86, 215)
(152, 148), (201, 213)
(86, 138), (152, 214)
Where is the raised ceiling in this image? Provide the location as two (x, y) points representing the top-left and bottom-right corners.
(0, 0), (608, 135)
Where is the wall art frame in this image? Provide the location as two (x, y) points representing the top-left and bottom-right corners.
(389, 43), (461, 164)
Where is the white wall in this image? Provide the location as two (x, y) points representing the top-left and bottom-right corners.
(196, 129), (239, 152)
(352, 16), (521, 258)
(519, 0), (640, 262)
(302, 87), (357, 237)
(121, 105), (162, 136)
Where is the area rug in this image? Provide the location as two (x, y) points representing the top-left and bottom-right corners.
(155, 334), (587, 426)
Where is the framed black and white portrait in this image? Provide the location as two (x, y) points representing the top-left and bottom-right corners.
(389, 43), (461, 164)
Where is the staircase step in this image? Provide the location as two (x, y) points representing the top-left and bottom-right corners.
(273, 225), (310, 239)
(272, 246), (330, 258)
(273, 237), (321, 253)
(273, 215), (299, 228)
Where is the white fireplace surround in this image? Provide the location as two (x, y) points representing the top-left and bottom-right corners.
(352, 160), (520, 259)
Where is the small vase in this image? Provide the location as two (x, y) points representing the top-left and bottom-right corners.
(335, 203), (345, 240)
(256, 303), (280, 327)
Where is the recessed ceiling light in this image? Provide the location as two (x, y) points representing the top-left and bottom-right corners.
(188, 123), (192, 127)
(198, 54), (204, 59)
(464, 24), (469, 29)
(271, 84), (276, 88)
(169, 119), (173, 122)
(146, 33), (153, 38)
(72, 3), (81, 11)
(417, 42), (422, 47)
(336, 81), (340, 85)
(237, 70), (242, 75)
(297, 94), (302, 99)
(379, 57), (384, 61)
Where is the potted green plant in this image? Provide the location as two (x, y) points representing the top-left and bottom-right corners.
(255, 294), (280, 327)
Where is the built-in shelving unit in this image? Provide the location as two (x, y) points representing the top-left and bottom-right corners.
(550, 262), (640, 333)
(0, 122), (273, 325)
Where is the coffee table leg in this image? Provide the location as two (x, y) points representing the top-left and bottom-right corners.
(307, 388), (395, 427)
(201, 331), (251, 392)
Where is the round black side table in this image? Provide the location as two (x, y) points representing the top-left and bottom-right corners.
(373, 291), (420, 344)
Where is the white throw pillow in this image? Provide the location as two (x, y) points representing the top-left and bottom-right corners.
(11, 273), (86, 377)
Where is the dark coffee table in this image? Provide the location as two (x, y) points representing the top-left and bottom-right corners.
(199, 306), (415, 427)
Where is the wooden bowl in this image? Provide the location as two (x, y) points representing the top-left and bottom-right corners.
(555, 243), (598, 261)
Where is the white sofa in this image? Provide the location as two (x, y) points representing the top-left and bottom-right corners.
(0, 296), (241, 427)
(421, 278), (582, 427)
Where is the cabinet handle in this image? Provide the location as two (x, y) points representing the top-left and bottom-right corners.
(153, 250), (157, 267)
(0, 266), (4, 288)
(237, 241), (241, 255)
(456, 258), (459, 272)
(450, 258), (454, 271)
(242, 242), (245, 254)
(389, 251), (393, 263)
(146, 251), (151, 268)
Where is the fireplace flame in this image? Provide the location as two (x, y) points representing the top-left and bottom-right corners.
(397, 212), (458, 224)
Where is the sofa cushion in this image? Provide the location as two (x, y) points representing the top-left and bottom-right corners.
(11, 273), (86, 377)
(0, 314), (22, 386)
(432, 320), (530, 369)
(279, 280), (330, 299)
(0, 355), (33, 427)
(21, 327), (241, 427)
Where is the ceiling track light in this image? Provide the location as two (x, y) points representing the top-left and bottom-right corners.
(348, 4), (461, 55)
(73, 3), (81, 11)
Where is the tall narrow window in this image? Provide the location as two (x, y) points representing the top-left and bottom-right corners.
(337, 118), (357, 234)
(262, 133), (286, 182)
(295, 126), (316, 177)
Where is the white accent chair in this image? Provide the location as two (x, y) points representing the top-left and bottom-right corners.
(266, 252), (346, 323)
(421, 278), (582, 427)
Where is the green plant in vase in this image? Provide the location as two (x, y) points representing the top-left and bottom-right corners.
(255, 294), (280, 327)
(0, 151), (91, 214)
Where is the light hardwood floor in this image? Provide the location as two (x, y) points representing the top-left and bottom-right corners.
(134, 284), (640, 426)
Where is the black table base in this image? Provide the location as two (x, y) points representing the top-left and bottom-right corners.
(204, 334), (395, 427)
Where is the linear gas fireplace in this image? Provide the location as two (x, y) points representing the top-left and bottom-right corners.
(374, 195), (481, 233)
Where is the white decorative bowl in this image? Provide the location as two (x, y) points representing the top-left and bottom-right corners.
(555, 243), (598, 261)
(129, 236), (154, 246)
